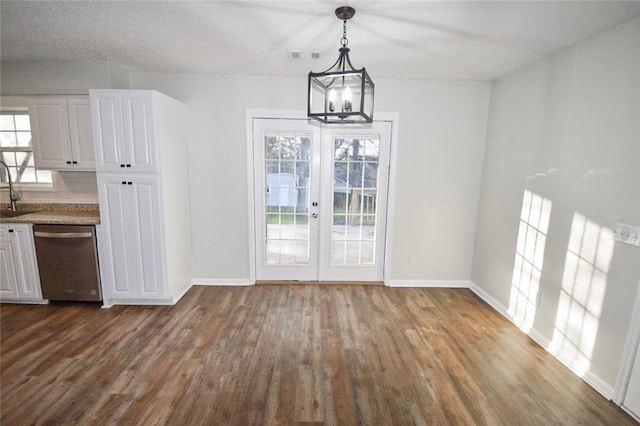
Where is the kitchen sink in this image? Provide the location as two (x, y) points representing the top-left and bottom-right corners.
(0, 210), (38, 218)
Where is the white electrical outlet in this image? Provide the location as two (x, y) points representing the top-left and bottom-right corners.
(613, 223), (640, 248)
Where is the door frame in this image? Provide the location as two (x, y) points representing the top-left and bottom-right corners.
(245, 109), (400, 285)
(614, 279), (640, 412)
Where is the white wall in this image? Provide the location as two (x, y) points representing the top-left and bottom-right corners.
(1, 58), (491, 282)
(471, 18), (640, 396)
(128, 72), (491, 283)
(378, 80), (491, 284)
(1, 60), (130, 95)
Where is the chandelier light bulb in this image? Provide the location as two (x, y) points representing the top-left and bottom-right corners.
(329, 88), (337, 112)
(342, 86), (352, 112)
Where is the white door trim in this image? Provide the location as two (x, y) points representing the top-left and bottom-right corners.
(246, 109), (399, 285)
(614, 279), (640, 408)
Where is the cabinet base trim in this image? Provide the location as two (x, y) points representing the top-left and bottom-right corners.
(0, 299), (49, 305)
(102, 297), (176, 308)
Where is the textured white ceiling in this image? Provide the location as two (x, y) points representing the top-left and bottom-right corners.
(1, 1), (639, 81)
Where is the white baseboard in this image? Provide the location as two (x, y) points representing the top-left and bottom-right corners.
(192, 278), (255, 286)
(386, 279), (471, 288)
(468, 281), (615, 400)
(622, 405), (640, 422)
(468, 281), (510, 317)
(586, 371), (616, 399)
(551, 350), (615, 399)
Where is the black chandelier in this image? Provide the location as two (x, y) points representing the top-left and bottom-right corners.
(307, 6), (374, 124)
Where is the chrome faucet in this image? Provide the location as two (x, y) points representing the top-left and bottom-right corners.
(0, 159), (19, 211)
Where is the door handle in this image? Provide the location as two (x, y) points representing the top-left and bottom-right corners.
(311, 213), (318, 218)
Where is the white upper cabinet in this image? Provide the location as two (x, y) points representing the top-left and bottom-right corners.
(90, 91), (158, 173)
(67, 97), (96, 168)
(28, 96), (96, 170)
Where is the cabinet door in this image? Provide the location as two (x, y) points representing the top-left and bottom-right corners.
(91, 91), (127, 172)
(97, 175), (165, 301)
(67, 97), (96, 170)
(0, 227), (20, 299)
(97, 176), (136, 298)
(128, 176), (165, 298)
(29, 97), (73, 169)
(9, 224), (42, 300)
(121, 92), (158, 173)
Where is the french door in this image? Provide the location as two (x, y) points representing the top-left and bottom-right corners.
(252, 118), (392, 282)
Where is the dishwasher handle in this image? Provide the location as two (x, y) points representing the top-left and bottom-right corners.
(34, 231), (93, 239)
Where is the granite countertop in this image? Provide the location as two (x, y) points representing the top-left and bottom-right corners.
(0, 203), (100, 225)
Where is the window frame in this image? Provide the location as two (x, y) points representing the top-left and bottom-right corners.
(0, 97), (56, 191)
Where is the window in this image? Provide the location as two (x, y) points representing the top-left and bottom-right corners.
(0, 112), (53, 186)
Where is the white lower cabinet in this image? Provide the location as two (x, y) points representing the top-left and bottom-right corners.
(97, 175), (166, 303)
(0, 224), (44, 303)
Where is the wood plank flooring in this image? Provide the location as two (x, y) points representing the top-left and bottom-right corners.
(1, 285), (635, 425)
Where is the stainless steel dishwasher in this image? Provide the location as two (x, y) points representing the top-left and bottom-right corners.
(33, 224), (102, 302)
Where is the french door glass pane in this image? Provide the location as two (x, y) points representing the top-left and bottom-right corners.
(264, 132), (311, 265)
(331, 135), (380, 266)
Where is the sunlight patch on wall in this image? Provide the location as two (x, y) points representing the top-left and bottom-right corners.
(550, 213), (614, 377)
(508, 190), (552, 333)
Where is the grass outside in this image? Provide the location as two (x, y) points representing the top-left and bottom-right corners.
(266, 213), (374, 225)
(266, 213), (308, 224)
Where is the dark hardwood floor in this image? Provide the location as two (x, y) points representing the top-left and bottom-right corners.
(1, 285), (635, 425)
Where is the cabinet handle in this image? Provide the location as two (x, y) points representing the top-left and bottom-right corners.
(8, 229), (13, 233)
(127, 182), (133, 185)
(66, 161), (72, 164)
(120, 164), (125, 168)
(126, 164), (132, 168)
(72, 161), (78, 165)
(122, 181), (127, 185)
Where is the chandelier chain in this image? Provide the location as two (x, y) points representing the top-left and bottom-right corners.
(341, 19), (349, 47)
